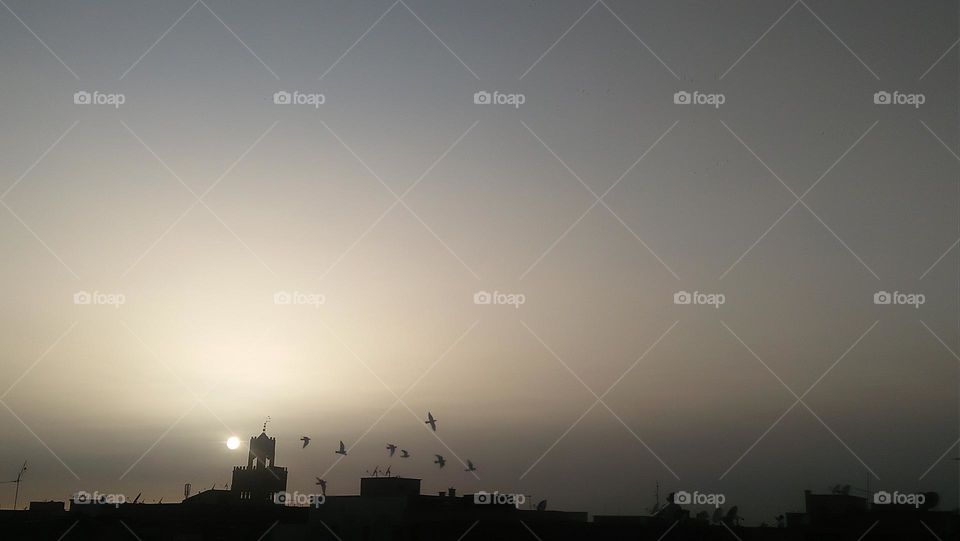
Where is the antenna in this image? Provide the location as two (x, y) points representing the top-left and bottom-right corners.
(2, 461), (28, 510)
(184, 483), (191, 499)
(262, 416), (271, 433)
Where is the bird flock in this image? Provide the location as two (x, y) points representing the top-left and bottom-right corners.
(299, 411), (478, 494)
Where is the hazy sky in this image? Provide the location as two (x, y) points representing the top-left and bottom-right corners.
(0, 0), (957, 523)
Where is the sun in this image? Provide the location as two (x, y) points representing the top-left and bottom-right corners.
(226, 436), (241, 450)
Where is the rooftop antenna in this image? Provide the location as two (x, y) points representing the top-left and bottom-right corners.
(2, 461), (28, 510)
(262, 416), (271, 433)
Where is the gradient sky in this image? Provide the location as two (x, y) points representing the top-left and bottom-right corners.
(0, 0), (957, 524)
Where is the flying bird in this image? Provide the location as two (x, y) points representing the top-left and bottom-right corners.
(386, 443), (397, 457)
(300, 436), (311, 449)
(425, 412), (438, 431)
(335, 441), (347, 455)
(464, 459), (477, 472)
(315, 478), (326, 495)
(434, 454), (446, 468)
(400, 450), (410, 458)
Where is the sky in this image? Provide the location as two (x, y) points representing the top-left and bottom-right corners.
(0, 0), (957, 524)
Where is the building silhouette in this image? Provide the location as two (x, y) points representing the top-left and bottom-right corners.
(1, 428), (956, 540)
(231, 430), (288, 504)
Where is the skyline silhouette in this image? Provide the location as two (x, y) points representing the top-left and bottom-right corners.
(0, 0), (957, 535)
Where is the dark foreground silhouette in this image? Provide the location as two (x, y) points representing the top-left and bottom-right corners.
(3, 430), (955, 540)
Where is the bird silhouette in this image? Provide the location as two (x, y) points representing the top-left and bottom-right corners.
(400, 450), (410, 458)
(425, 412), (438, 431)
(386, 443), (397, 457)
(335, 441), (347, 455)
(434, 454), (446, 468)
(464, 459), (477, 472)
(300, 436), (311, 449)
(315, 478), (326, 495)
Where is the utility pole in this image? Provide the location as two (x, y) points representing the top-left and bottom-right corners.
(12, 461), (27, 510)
